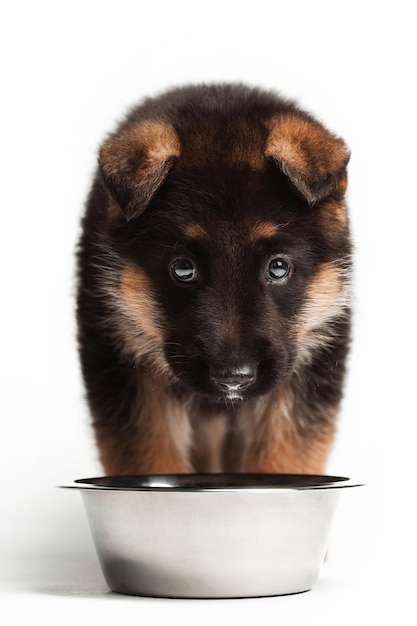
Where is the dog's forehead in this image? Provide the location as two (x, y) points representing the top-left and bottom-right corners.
(162, 164), (293, 234)
(163, 176), (292, 251)
(181, 220), (281, 245)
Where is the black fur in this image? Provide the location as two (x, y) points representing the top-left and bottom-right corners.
(77, 84), (352, 474)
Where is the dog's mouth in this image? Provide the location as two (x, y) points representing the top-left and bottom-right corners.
(211, 384), (246, 404)
(218, 388), (245, 402)
(167, 353), (282, 403)
(209, 366), (256, 402)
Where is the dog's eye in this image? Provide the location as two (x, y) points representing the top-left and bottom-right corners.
(267, 258), (291, 282)
(171, 258), (197, 283)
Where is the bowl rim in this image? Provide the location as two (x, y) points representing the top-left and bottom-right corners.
(60, 473), (363, 492)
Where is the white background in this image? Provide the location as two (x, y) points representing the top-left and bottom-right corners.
(1, 1), (416, 623)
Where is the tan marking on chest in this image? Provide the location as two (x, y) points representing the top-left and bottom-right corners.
(191, 414), (229, 473)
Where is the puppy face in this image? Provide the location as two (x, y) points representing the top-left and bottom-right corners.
(110, 169), (349, 403)
(98, 86), (351, 403)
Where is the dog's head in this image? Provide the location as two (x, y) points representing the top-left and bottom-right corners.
(98, 85), (351, 402)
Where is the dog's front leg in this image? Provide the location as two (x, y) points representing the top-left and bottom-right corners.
(238, 393), (335, 475)
(244, 426), (333, 475)
(95, 392), (193, 476)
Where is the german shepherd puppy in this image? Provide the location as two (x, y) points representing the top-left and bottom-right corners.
(77, 84), (352, 475)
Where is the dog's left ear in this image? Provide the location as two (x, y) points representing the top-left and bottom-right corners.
(265, 114), (350, 204)
(99, 120), (181, 221)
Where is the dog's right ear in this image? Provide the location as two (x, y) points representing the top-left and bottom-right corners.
(99, 120), (181, 221)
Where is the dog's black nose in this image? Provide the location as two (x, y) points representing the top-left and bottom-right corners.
(210, 364), (256, 395)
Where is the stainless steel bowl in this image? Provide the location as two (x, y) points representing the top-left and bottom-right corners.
(63, 474), (361, 598)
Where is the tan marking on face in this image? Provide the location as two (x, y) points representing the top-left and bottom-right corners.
(299, 262), (348, 333)
(120, 264), (165, 346)
(249, 221), (279, 242)
(183, 223), (210, 240)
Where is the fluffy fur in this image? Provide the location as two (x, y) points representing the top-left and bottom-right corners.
(77, 83), (352, 475)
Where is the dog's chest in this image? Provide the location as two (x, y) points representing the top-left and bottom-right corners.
(187, 402), (265, 473)
(190, 413), (230, 472)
